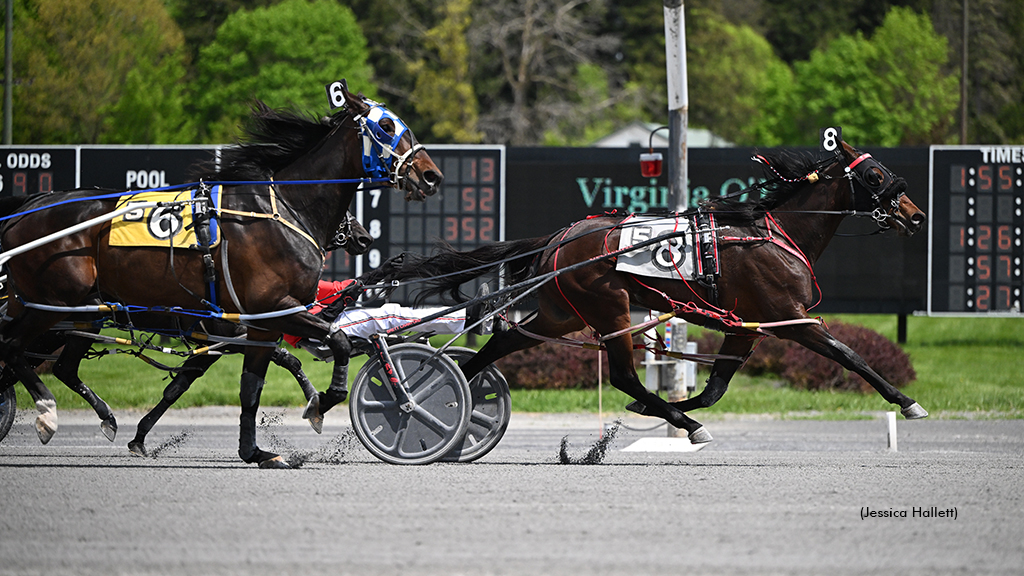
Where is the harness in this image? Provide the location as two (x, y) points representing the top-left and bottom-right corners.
(353, 103), (426, 190)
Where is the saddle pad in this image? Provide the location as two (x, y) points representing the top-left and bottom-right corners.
(108, 187), (221, 248)
(615, 215), (696, 280)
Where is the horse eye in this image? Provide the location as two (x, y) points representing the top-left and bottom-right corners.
(379, 117), (396, 135)
(867, 169), (883, 186)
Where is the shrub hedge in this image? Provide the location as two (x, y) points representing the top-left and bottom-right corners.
(695, 320), (915, 392)
(496, 321), (915, 392)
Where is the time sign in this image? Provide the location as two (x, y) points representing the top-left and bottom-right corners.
(928, 146), (1023, 315)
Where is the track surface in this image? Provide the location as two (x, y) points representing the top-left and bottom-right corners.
(1, 408), (1022, 576)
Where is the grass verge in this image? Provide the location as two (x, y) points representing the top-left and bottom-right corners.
(10, 316), (1023, 419)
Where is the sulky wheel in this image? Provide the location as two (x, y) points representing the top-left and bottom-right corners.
(0, 384), (16, 444)
(441, 347), (511, 463)
(349, 343), (472, 465)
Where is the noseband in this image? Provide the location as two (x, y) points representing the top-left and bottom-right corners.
(325, 212), (356, 252)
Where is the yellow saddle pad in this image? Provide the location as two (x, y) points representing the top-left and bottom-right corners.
(108, 188), (221, 249)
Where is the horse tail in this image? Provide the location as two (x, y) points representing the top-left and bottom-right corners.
(376, 236), (554, 305)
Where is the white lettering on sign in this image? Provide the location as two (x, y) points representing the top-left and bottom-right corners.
(126, 170), (170, 190)
(4, 152), (52, 169)
(980, 147), (1024, 164)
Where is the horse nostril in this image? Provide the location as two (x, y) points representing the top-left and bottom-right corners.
(423, 170), (442, 189)
(911, 213), (926, 225)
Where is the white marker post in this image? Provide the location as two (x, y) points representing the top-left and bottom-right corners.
(886, 411), (898, 451)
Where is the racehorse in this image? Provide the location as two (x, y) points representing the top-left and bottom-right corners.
(0, 82), (441, 467)
(381, 141), (928, 442)
(0, 211), (372, 449)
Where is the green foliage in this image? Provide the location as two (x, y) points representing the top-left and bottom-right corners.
(784, 7), (959, 146)
(687, 9), (795, 146)
(191, 0), (375, 142)
(408, 0), (482, 143)
(6, 0), (194, 144)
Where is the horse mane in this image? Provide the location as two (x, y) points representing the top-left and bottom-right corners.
(704, 148), (823, 224)
(192, 101), (348, 181)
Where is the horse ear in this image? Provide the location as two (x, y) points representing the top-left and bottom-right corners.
(340, 79), (368, 113)
(840, 140), (858, 161)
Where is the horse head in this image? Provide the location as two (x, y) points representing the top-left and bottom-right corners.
(326, 211), (373, 255)
(338, 82), (443, 201)
(839, 141), (926, 236)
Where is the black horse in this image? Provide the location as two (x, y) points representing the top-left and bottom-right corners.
(382, 142), (928, 442)
(0, 82), (441, 467)
(0, 212), (372, 449)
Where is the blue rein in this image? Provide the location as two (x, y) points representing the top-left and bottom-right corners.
(0, 176), (390, 223)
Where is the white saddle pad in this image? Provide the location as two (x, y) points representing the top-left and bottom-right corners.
(614, 216), (696, 280)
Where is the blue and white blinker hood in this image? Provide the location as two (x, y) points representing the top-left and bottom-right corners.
(355, 103), (410, 180)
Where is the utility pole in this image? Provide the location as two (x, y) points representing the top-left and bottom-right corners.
(664, 0), (688, 214)
(960, 0), (968, 145)
(663, 0), (690, 437)
(4, 0), (12, 145)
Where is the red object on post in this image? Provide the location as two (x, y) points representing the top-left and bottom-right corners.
(640, 152), (663, 177)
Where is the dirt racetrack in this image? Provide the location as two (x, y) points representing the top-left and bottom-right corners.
(1, 408), (1022, 576)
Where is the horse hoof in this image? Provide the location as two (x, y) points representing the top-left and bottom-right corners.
(127, 440), (148, 457)
(625, 401), (650, 415)
(302, 395), (323, 434)
(35, 415), (57, 445)
(688, 426), (713, 444)
(901, 402), (928, 420)
(307, 414), (323, 435)
(258, 455), (291, 469)
(100, 418), (117, 442)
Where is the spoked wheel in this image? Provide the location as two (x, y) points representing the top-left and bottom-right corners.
(349, 343), (472, 465)
(0, 384), (16, 444)
(441, 347), (511, 463)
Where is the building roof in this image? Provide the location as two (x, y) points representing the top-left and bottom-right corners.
(591, 121), (733, 148)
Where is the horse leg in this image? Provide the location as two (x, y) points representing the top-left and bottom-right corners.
(458, 301), (586, 381)
(777, 323), (927, 419)
(301, 329), (352, 428)
(0, 309), (72, 443)
(51, 334), (118, 441)
(269, 346), (323, 433)
(667, 334), (757, 412)
(602, 334), (710, 443)
(7, 358), (59, 444)
(127, 354), (220, 457)
(238, 344), (289, 468)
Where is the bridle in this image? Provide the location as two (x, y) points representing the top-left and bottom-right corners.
(325, 212), (358, 252)
(353, 102), (427, 191)
(751, 149), (910, 233)
(842, 152), (908, 232)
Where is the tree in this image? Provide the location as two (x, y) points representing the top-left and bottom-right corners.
(407, 0), (482, 143)
(931, 0), (1023, 144)
(191, 0), (374, 143)
(784, 7), (958, 146)
(164, 0), (279, 64)
(687, 9), (794, 146)
(760, 0), (932, 64)
(5, 0), (193, 144)
(467, 0), (620, 145)
(345, 0), (435, 139)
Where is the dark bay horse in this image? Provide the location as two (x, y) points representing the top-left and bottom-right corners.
(384, 142), (927, 442)
(0, 212), (372, 449)
(0, 82), (441, 467)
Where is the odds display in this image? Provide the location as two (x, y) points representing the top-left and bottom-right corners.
(928, 146), (1024, 315)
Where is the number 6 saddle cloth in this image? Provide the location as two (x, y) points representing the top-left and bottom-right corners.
(614, 213), (719, 281)
(108, 186), (222, 249)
